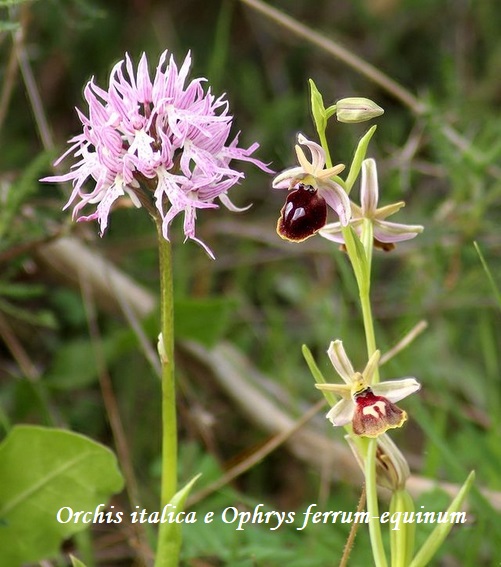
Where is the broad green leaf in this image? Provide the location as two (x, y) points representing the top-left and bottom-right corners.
(0, 426), (124, 566)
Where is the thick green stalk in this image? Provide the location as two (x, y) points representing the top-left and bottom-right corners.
(318, 127), (333, 168)
(343, 220), (385, 563)
(155, 222), (178, 567)
(365, 438), (388, 567)
(359, 289), (379, 383)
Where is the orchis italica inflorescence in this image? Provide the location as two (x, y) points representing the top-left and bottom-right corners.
(272, 133), (350, 242)
(316, 340), (421, 437)
(42, 50), (272, 257)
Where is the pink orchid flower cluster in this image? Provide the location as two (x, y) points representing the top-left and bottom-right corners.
(43, 50), (271, 257)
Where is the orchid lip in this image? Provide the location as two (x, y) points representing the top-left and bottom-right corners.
(318, 339), (420, 437)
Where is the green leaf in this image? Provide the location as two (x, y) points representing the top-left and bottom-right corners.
(409, 471), (475, 567)
(390, 489), (415, 567)
(156, 474), (201, 567)
(344, 125), (377, 193)
(0, 426), (124, 566)
(301, 344), (336, 406)
(473, 241), (501, 311)
(308, 79), (327, 134)
(0, 0), (34, 6)
(0, 151), (51, 241)
(70, 555), (88, 567)
(0, 21), (19, 32)
(342, 225), (370, 294)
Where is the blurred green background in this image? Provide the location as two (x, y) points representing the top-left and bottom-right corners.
(1, 0), (501, 565)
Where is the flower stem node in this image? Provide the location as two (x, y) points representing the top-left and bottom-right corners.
(336, 97), (384, 123)
(157, 332), (169, 365)
(316, 340), (420, 437)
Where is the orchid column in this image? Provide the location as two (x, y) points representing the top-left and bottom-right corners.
(42, 50), (271, 567)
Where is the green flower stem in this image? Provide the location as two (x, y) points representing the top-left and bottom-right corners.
(390, 489), (416, 567)
(343, 219), (385, 564)
(155, 222), (178, 567)
(358, 219), (379, 382)
(341, 222), (380, 383)
(365, 438), (389, 567)
(359, 290), (380, 382)
(312, 107), (385, 565)
(318, 127), (333, 169)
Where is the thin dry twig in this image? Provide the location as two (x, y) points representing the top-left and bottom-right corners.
(187, 398), (326, 507)
(239, 0), (425, 113)
(379, 320), (428, 366)
(239, 0), (501, 179)
(79, 268), (153, 567)
(0, 311), (39, 382)
(339, 486), (366, 567)
(0, 18), (22, 134)
(12, 4), (54, 151)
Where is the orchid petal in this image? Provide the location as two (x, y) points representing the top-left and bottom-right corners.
(317, 224), (345, 243)
(373, 219), (424, 243)
(372, 378), (421, 403)
(360, 158), (379, 214)
(219, 192), (252, 212)
(317, 163), (346, 179)
(295, 144), (314, 174)
(319, 181), (352, 226)
(296, 133), (326, 173)
(375, 201), (406, 218)
(272, 166), (306, 188)
(327, 340), (355, 384)
(326, 399), (355, 426)
(362, 349), (381, 384)
(315, 382), (351, 396)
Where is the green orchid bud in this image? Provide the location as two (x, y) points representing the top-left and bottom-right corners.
(336, 97), (384, 123)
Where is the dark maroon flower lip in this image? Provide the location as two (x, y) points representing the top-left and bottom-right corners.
(271, 134), (351, 227)
(276, 183), (327, 242)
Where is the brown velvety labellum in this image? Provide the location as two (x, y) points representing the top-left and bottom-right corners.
(277, 184), (327, 242)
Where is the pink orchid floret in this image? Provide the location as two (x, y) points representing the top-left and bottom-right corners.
(41, 50), (272, 257)
(319, 158), (423, 250)
(316, 340), (421, 437)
